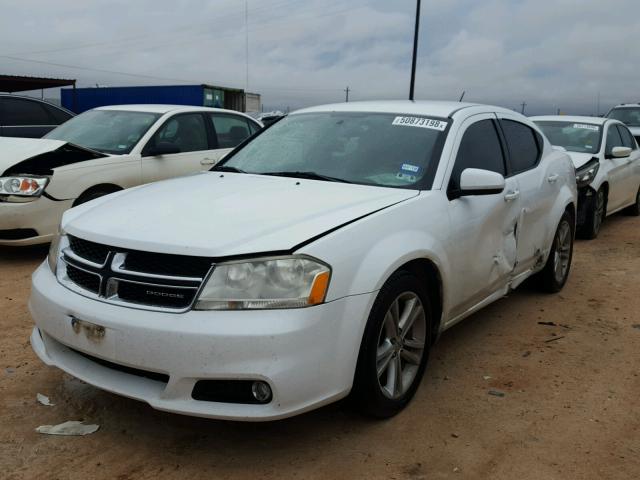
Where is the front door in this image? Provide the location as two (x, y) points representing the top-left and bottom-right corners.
(141, 112), (215, 183)
(445, 114), (522, 318)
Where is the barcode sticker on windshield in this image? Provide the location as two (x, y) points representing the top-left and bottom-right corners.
(573, 123), (599, 131)
(392, 116), (448, 131)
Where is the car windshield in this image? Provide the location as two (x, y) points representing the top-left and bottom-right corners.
(217, 112), (448, 189)
(44, 110), (161, 154)
(607, 107), (640, 127)
(534, 121), (601, 154)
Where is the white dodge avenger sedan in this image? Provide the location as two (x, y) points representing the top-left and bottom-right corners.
(31, 101), (577, 420)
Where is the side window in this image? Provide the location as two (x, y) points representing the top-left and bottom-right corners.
(500, 119), (540, 174)
(616, 125), (637, 150)
(151, 113), (208, 153)
(605, 125), (624, 156)
(450, 119), (506, 190)
(44, 104), (73, 124)
(248, 120), (261, 135)
(210, 114), (252, 148)
(2, 98), (53, 125)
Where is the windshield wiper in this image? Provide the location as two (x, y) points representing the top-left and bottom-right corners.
(259, 171), (352, 183)
(211, 165), (246, 173)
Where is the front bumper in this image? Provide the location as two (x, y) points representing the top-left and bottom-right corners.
(0, 196), (73, 246)
(29, 262), (376, 421)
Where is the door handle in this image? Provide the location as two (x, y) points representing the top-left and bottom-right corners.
(547, 174), (559, 183)
(504, 190), (520, 202)
(200, 158), (215, 165)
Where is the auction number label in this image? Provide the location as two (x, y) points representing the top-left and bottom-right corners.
(392, 116), (448, 131)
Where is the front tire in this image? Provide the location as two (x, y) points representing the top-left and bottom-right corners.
(578, 188), (605, 239)
(537, 210), (574, 293)
(351, 271), (432, 418)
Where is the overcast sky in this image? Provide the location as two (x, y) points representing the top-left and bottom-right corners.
(1, 0), (639, 115)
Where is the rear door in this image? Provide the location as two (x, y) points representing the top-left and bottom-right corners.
(0, 97), (58, 138)
(603, 123), (631, 212)
(616, 124), (640, 206)
(496, 113), (552, 274)
(205, 113), (258, 166)
(141, 112), (212, 183)
(446, 114), (522, 318)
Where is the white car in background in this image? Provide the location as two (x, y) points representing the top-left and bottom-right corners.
(607, 103), (640, 144)
(0, 105), (261, 245)
(32, 101), (576, 421)
(532, 116), (640, 239)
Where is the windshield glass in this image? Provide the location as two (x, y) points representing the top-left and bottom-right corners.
(608, 107), (640, 127)
(534, 121), (601, 154)
(45, 110), (160, 154)
(218, 112), (448, 189)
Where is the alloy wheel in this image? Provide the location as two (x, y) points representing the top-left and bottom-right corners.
(376, 291), (426, 399)
(553, 220), (572, 284)
(593, 190), (605, 235)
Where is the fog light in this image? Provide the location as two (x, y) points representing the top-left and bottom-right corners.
(251, 381), (272, 403)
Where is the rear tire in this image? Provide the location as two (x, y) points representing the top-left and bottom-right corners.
(624, 187), (640, 216)
(351, 270), (432, 418)
(536, 210), (574, 293)
(577, 188), (605, 239)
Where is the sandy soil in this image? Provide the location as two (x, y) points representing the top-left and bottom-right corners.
(1, 214), (639, 480)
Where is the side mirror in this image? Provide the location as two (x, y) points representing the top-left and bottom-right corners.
(458, 168), (506, 196)
(146, 142), (181, 156)
(610, 146), (632, 158)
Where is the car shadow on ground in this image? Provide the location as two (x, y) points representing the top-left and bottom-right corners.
(0, 244), (49, 265)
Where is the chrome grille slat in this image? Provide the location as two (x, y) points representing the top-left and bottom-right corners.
(58, 236), (214, 312)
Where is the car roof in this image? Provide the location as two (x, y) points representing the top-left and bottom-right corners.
(0, 93), (74, 114)
(610, 103), (640, 109)
(95, 104), (259, 120)
(530, 115), (613, 126)
(291, 100), (516, 118)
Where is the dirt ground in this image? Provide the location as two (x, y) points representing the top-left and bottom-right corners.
(1, 214), (638, 480)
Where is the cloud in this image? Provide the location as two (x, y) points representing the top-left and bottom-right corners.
(1, 0), (639, 114)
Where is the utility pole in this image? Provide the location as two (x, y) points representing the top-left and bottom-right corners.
(596, 91), (600, 116)
(245, 0), (249, 91)
(520, 101), (527, 115)
(409, 0), (421, 101)
(344, 86), (350, 102)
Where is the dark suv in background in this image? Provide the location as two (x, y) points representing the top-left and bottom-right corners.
(0, 94), (74, 138)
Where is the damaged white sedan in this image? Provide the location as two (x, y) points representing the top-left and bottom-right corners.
(31, 101), (576, 421)
(0, 104), (260, 245)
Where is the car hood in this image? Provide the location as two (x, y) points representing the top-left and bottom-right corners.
(565, 151), (599, 170)
(63, 172), (419, 257)
(0, 137), (107, 176)
(628, 126), (640, 137)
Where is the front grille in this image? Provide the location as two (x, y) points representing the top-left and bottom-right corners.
(116, 280), (197, 309)
(124, 251), (212, 278)
(66, 264), (101, 294)
(69, 235), (110, 264)
(61, 236), (213, 311)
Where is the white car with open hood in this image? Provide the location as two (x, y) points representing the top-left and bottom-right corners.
(31, 101), (577, 421)
(532, 116), (640, 239)
(0, 104), (260, 245)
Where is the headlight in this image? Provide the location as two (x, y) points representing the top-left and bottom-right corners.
(195, 256), (331, 310)
(575, 158), (600, 188)
(0, 176), (49, 197)
(47, 229), (65, 274)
